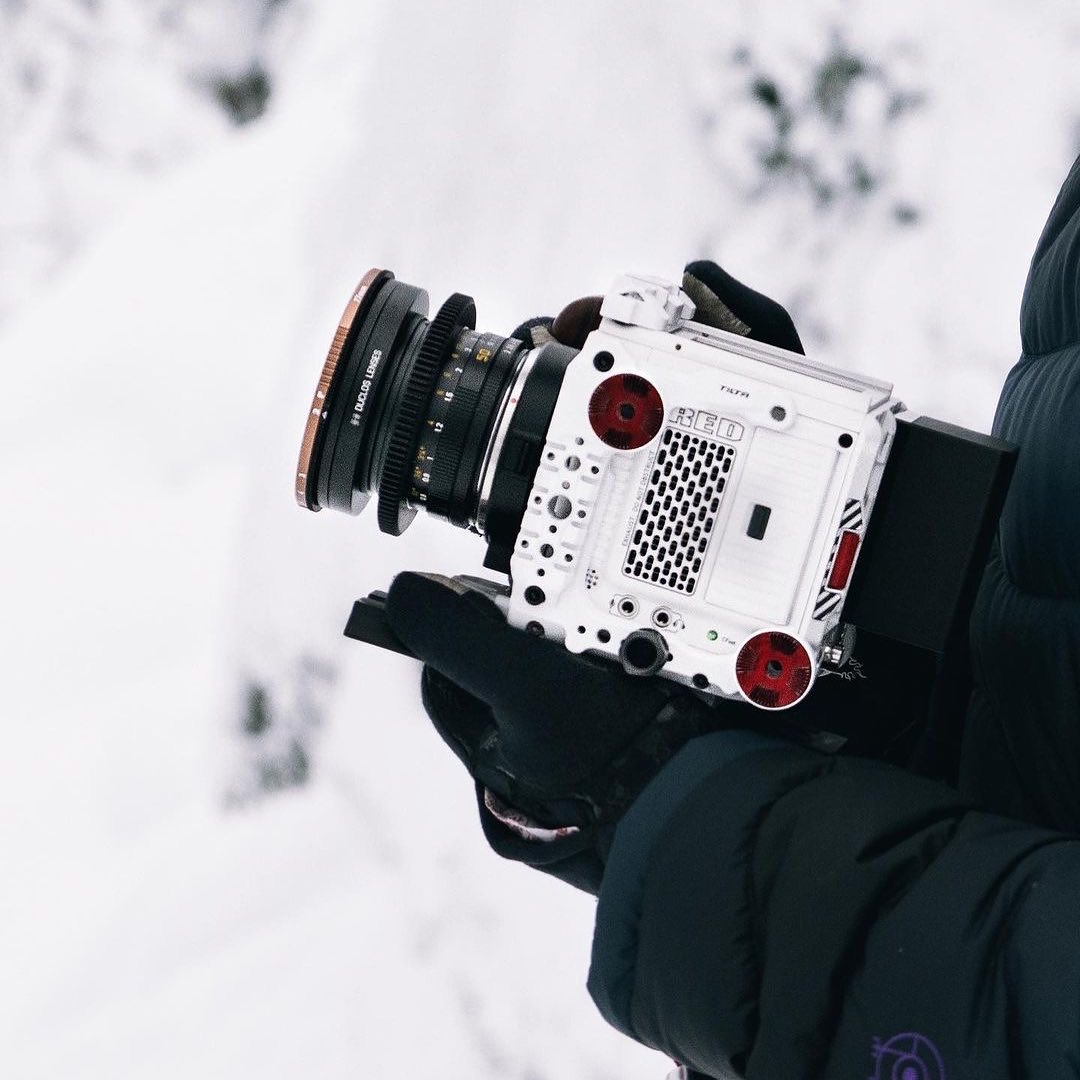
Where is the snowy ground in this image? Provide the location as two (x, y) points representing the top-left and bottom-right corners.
(2, 2), (1079, 1077)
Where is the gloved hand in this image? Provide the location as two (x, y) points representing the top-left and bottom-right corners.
(384, 261), (808, 895)
(384, 571), (727, 893)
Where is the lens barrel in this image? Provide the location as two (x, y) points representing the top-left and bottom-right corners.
(297, 269), (575, 562)
(409, 329), (526, 528)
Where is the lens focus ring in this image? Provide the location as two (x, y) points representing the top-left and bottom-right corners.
(376, 292), (476, 535)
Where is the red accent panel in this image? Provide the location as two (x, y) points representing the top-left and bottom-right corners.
(827, 530), (861, 591)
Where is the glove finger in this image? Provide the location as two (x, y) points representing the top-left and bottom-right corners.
(551, 295), (603, 348)
(384, 571), (674, 784)
(422, 666), (552, 814)
(683, 259), (804, 354)
(419, 664), (496, 772)
(386, 571), (606, 706)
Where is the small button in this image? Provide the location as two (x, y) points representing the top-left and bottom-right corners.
(747, 504), (771, 540)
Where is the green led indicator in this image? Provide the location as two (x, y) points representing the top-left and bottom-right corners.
(706, 630), (718, 641)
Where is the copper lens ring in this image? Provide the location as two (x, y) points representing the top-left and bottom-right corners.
(295, 267), (391, 510)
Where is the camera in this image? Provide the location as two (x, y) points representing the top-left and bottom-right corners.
(296, 268), (1014, 710)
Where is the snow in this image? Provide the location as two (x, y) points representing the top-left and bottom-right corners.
(2, 1), (1079, 1077)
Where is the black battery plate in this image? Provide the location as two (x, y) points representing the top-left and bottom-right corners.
(843, 415), (1016, 653)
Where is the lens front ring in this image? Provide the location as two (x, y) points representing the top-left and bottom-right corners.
(295, 267), (391, 510)
(321, 279), (429, 514)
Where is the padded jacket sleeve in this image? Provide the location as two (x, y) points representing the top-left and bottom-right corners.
(585, 152), (1080, 1080)
(964, 151), (1080, 830)
(588, 731), (1080, 1080)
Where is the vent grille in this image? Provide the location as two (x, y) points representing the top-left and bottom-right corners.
(623, 427), (735, 593)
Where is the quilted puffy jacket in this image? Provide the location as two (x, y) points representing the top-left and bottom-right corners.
(587, 154), (1080, 1079)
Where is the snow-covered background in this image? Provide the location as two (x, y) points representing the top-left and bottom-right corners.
(2, 2), (1078, 1077)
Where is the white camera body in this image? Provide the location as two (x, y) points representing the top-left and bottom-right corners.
(505, 274), (902, 710)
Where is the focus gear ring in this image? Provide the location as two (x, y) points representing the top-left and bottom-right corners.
(377, 292), (476, 535)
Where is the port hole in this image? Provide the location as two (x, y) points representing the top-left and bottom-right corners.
(624, 636), (660, 671)
(548, 495), (572, 519)
(765, 659), (783, 679)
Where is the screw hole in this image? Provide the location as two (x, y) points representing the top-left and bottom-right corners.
(770, 406), (787, 422)
(838, 433), (854, 448)
(565, 455), (581, 471)
(593, 351), (614, 372)
(597, 629), (611, 643)
(692, 673), (709, 689)
(540, 544), (554, 557)
(524, 586), (546, 606)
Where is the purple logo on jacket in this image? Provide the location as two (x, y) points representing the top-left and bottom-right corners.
(870, 1032), (946, 1080)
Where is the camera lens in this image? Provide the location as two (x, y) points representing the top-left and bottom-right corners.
(297, 269), (577, 563)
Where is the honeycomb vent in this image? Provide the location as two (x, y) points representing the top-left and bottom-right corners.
(623, 427), (734, 593)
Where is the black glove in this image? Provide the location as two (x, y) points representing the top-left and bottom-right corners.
(384, 572), (728, 892)
(386, 261), (807, 895)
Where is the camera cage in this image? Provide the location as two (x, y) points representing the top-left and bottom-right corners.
(501, 275), (900, 709)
